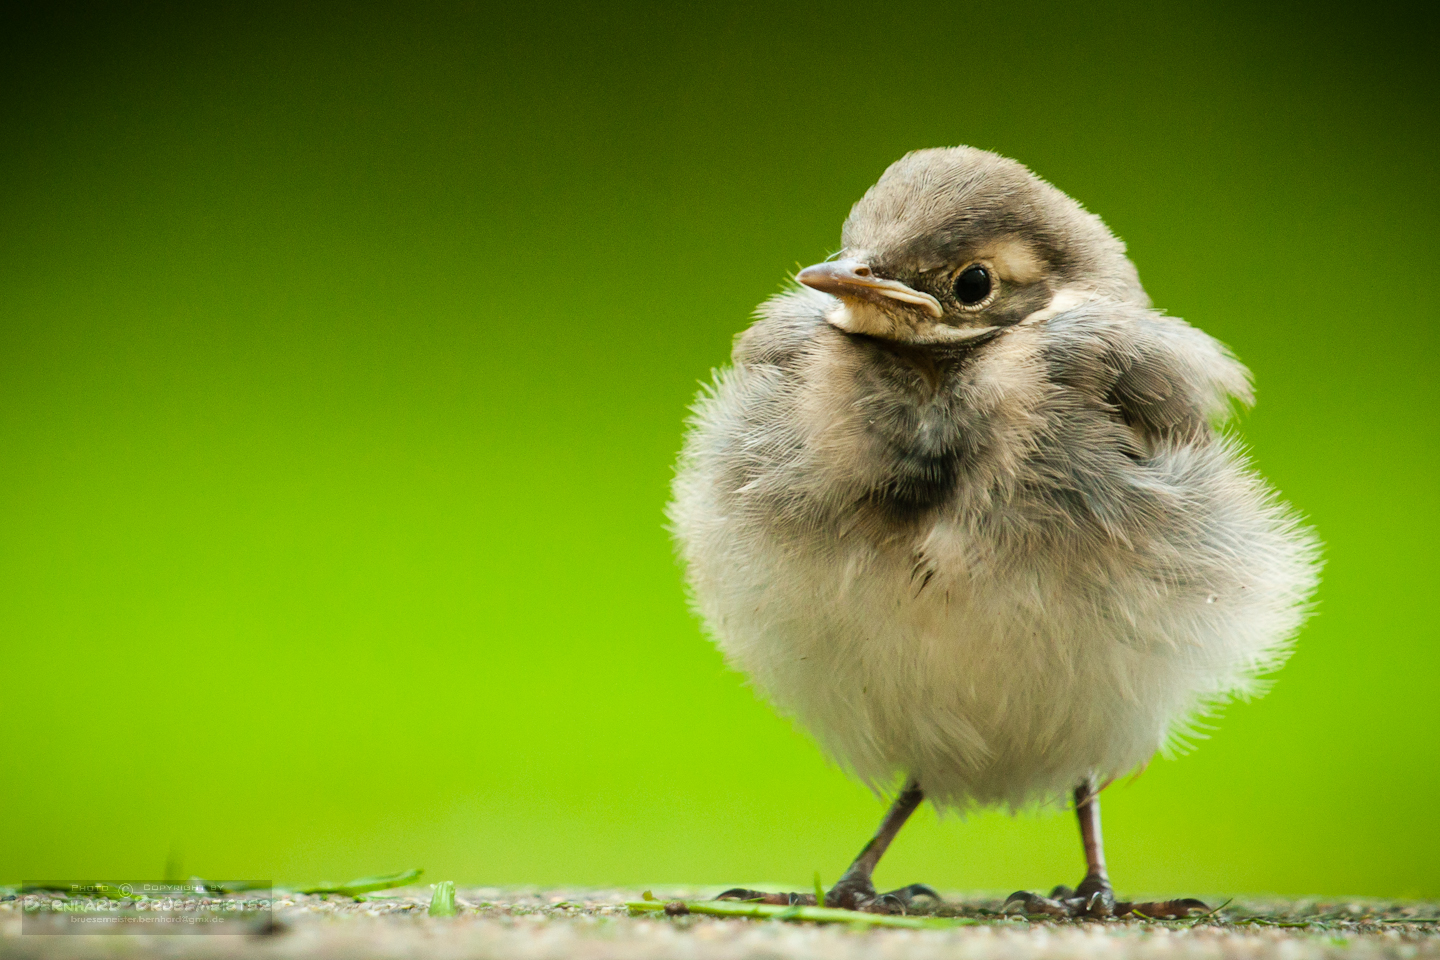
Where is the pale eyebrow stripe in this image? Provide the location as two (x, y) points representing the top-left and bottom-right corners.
(978, 237), (1047, 284)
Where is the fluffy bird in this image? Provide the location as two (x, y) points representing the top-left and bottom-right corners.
(668, 147), (1319, 918)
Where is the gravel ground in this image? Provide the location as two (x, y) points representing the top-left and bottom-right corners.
(3, 887), (1438, 960)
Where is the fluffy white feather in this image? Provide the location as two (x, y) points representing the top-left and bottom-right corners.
(668, 148), (1319, 815)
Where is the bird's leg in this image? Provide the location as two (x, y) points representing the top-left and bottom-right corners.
(1005, 779), (1210, 919)
(1071, 780), (1115, 911)
(826, 779), (939, 910)
(715, 780), (941, 913)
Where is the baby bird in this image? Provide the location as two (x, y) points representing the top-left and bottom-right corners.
(669, 147), (1319, 917)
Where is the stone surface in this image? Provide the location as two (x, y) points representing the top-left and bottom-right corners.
(4, 887), (1437, 959)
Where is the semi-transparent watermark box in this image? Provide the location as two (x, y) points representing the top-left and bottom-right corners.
(19, 883), (274, 935)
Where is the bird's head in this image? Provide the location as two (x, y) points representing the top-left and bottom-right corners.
(798, 146), (1149, 346)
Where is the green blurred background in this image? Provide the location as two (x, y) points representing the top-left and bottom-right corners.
(2, 1), (1437, 898)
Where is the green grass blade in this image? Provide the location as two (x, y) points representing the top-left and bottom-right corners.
(626, 899), (980, 929)
(813, 872), (825, 909)
(299, 868), (423, 896)
(428, 880), (457, 917)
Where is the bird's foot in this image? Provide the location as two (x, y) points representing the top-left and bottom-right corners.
(828, 878), (942, 913)
(1004, 876), (1207, 920)
(715, 879), (942, 914)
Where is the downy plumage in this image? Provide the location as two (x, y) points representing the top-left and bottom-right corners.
(668, 146), (1319, 915)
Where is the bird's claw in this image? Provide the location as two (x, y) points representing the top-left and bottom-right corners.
(887, 883), (943, 905)
(714, 888), (803, 906)
(823, 877), (942, 913)
(858, 882), (943, 914)
(1127, 898), (1211, 919)
(715, 880), (942, 914)
(1004, 886), (1207, 920)
(1003, 890), (1070, 917)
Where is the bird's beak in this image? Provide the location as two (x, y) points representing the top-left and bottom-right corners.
(797, 259), (943, 318)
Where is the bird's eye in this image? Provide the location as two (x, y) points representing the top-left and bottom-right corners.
(953, 264), (992, 307)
